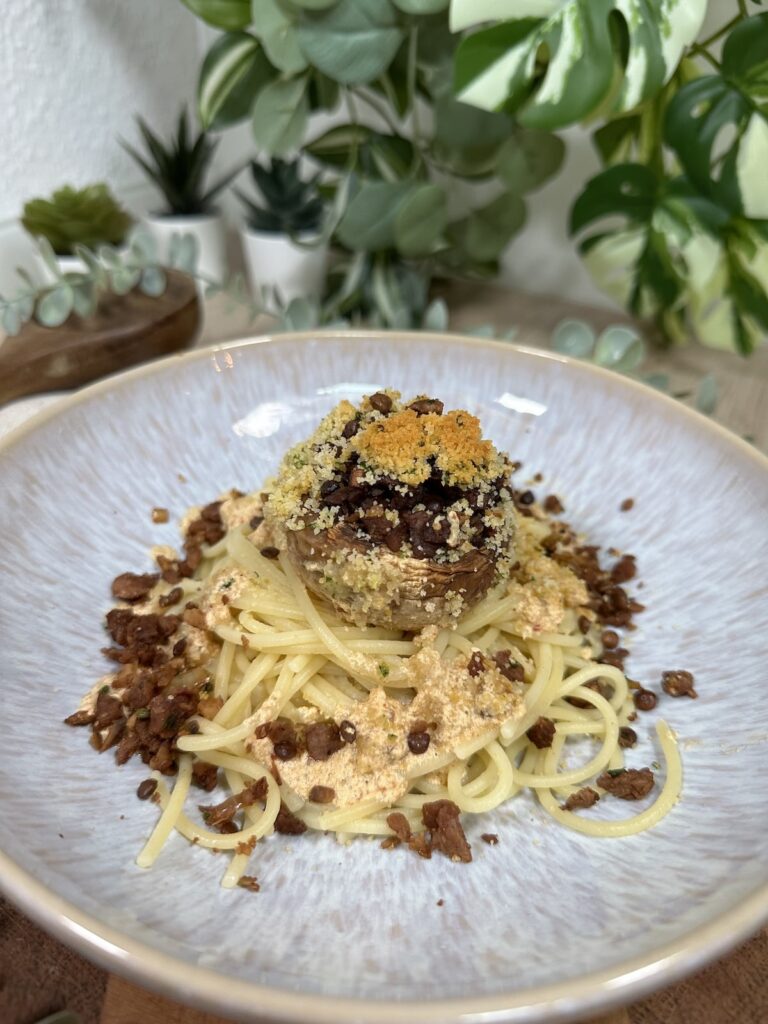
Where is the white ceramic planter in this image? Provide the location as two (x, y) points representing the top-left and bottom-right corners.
(240, 228), (327, 304)
(144, 212), (227, 283)
(32, 252), (89, 285)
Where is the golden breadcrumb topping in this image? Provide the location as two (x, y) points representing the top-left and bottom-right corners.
(354, 409), (494, 487)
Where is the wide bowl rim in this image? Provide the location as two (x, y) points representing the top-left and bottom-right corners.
(1, 328), (767, 1024)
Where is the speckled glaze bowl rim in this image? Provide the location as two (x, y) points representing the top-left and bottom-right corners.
(1, 330), (767, 1024)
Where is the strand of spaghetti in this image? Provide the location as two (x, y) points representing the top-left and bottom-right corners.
(279, 555), (407, 684)
(501, 642), (560, 743)
(448, 741), (515, 812)
(513, 687), (618, 788)
(227, 529), (294, 590)
(317, 798), (386, 829)
(306, 813), (421, 837)
(301, 681), (341, 715)
(234, 596), (306, 620)
(533, 632), (586, 647)
(456, 592), (518, 634)
(238, 611), (401, 642)
(536, 721), (681, 836)
(396, 791), (449, 808)
(177, 713), (259, 752)
(213, 640), (236, 701)
(215, 652), (280, 727)
(151, 775), (282, 851)
(136, 754), (192, 868)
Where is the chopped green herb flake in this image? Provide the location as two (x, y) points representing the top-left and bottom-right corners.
(378, 663), (390, 677)
(607, 768), (626, 778)
(99, 685), (110, 695)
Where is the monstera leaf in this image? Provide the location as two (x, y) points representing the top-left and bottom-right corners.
(451, 0), (707, 130)
(572, 164), (727, 322)
(664, 14), (768, 219)
(572, 162), (768, 353)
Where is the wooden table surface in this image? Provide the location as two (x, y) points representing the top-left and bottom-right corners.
(1, 282), (766, 1024)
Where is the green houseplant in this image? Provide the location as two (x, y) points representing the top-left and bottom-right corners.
(236, 158), (327, 301)
(177, 0), (768, 352)
(122, 108), (240, 280)
(22, 184), (133, 280)
(450, 0), (768, 353)
(179, 0), (565, 327)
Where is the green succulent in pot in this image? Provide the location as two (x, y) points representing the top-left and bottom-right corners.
(21, 184), (133, 256)
(236, 158), (324, 235)
(121, 108), (239, 217)
(236, 158), (327, 303)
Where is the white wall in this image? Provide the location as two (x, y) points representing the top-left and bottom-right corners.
(0, 0), (199, 291)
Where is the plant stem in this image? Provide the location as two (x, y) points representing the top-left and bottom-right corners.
(697, 12), (742, 51)
(351, 89), (401, 135)
(407, 27), (421, 152)
(689, 46), (721, 71)
(345, 88), (359, 126)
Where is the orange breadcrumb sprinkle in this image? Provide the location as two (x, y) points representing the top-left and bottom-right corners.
(354, 409), (494, 486)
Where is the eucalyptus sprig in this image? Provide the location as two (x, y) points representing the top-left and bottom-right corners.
(552, 320), (718, 415)
(0, 229), (197, 336)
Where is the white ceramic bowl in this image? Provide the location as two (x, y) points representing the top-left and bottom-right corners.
(1, 331), (766, 1024)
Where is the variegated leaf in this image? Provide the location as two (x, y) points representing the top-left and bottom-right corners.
(451, 0), (707, 129)
(664, 14), (768, 219)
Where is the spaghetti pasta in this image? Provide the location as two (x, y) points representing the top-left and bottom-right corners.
(66, 391), (684, 891)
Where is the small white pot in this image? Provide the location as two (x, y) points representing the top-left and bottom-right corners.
(240, 228), (327, 304)
(31, 251), (90, 285)
(144, 212), (227, 283)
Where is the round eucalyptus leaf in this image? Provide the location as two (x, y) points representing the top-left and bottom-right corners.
(467, 324), (495, 338)
(644, 372), (670, 392)
(281, 296), (320, 330)
(140, 266), (167, 298)
(336, 181), (413, 251)
(72, 281), (97, 318)
(296, 0), (404, 86)
(551, 319), (596, 358)
(695, 373), (718, 416)
(98, 244), (122, 270)
(394, 184), (448, 258)
(36, 284), (74, 327)
(254, 0), (308, 74)
(14, 291), (36, 321)
(127, 227), (157, 264)
(251, 76), (309, 155)
(109, 267), (141, 296)
(168, 232), (201, 274)
(389, 305), (415, 329)
(35, 237), (62, 278)
(422, 297), (449, 332)
(497, 129), (566, 194)
(594, 325), (646, 372)
(290, 0), (338, 8)
(1, 303), (22, 336)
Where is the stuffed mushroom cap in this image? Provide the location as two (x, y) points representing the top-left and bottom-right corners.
(264, 391), (517, 629)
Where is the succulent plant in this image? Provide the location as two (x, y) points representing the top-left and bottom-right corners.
(21, 184), (133, 256)
(236, 158), (324, 235)
(122, 108), (239, 216)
